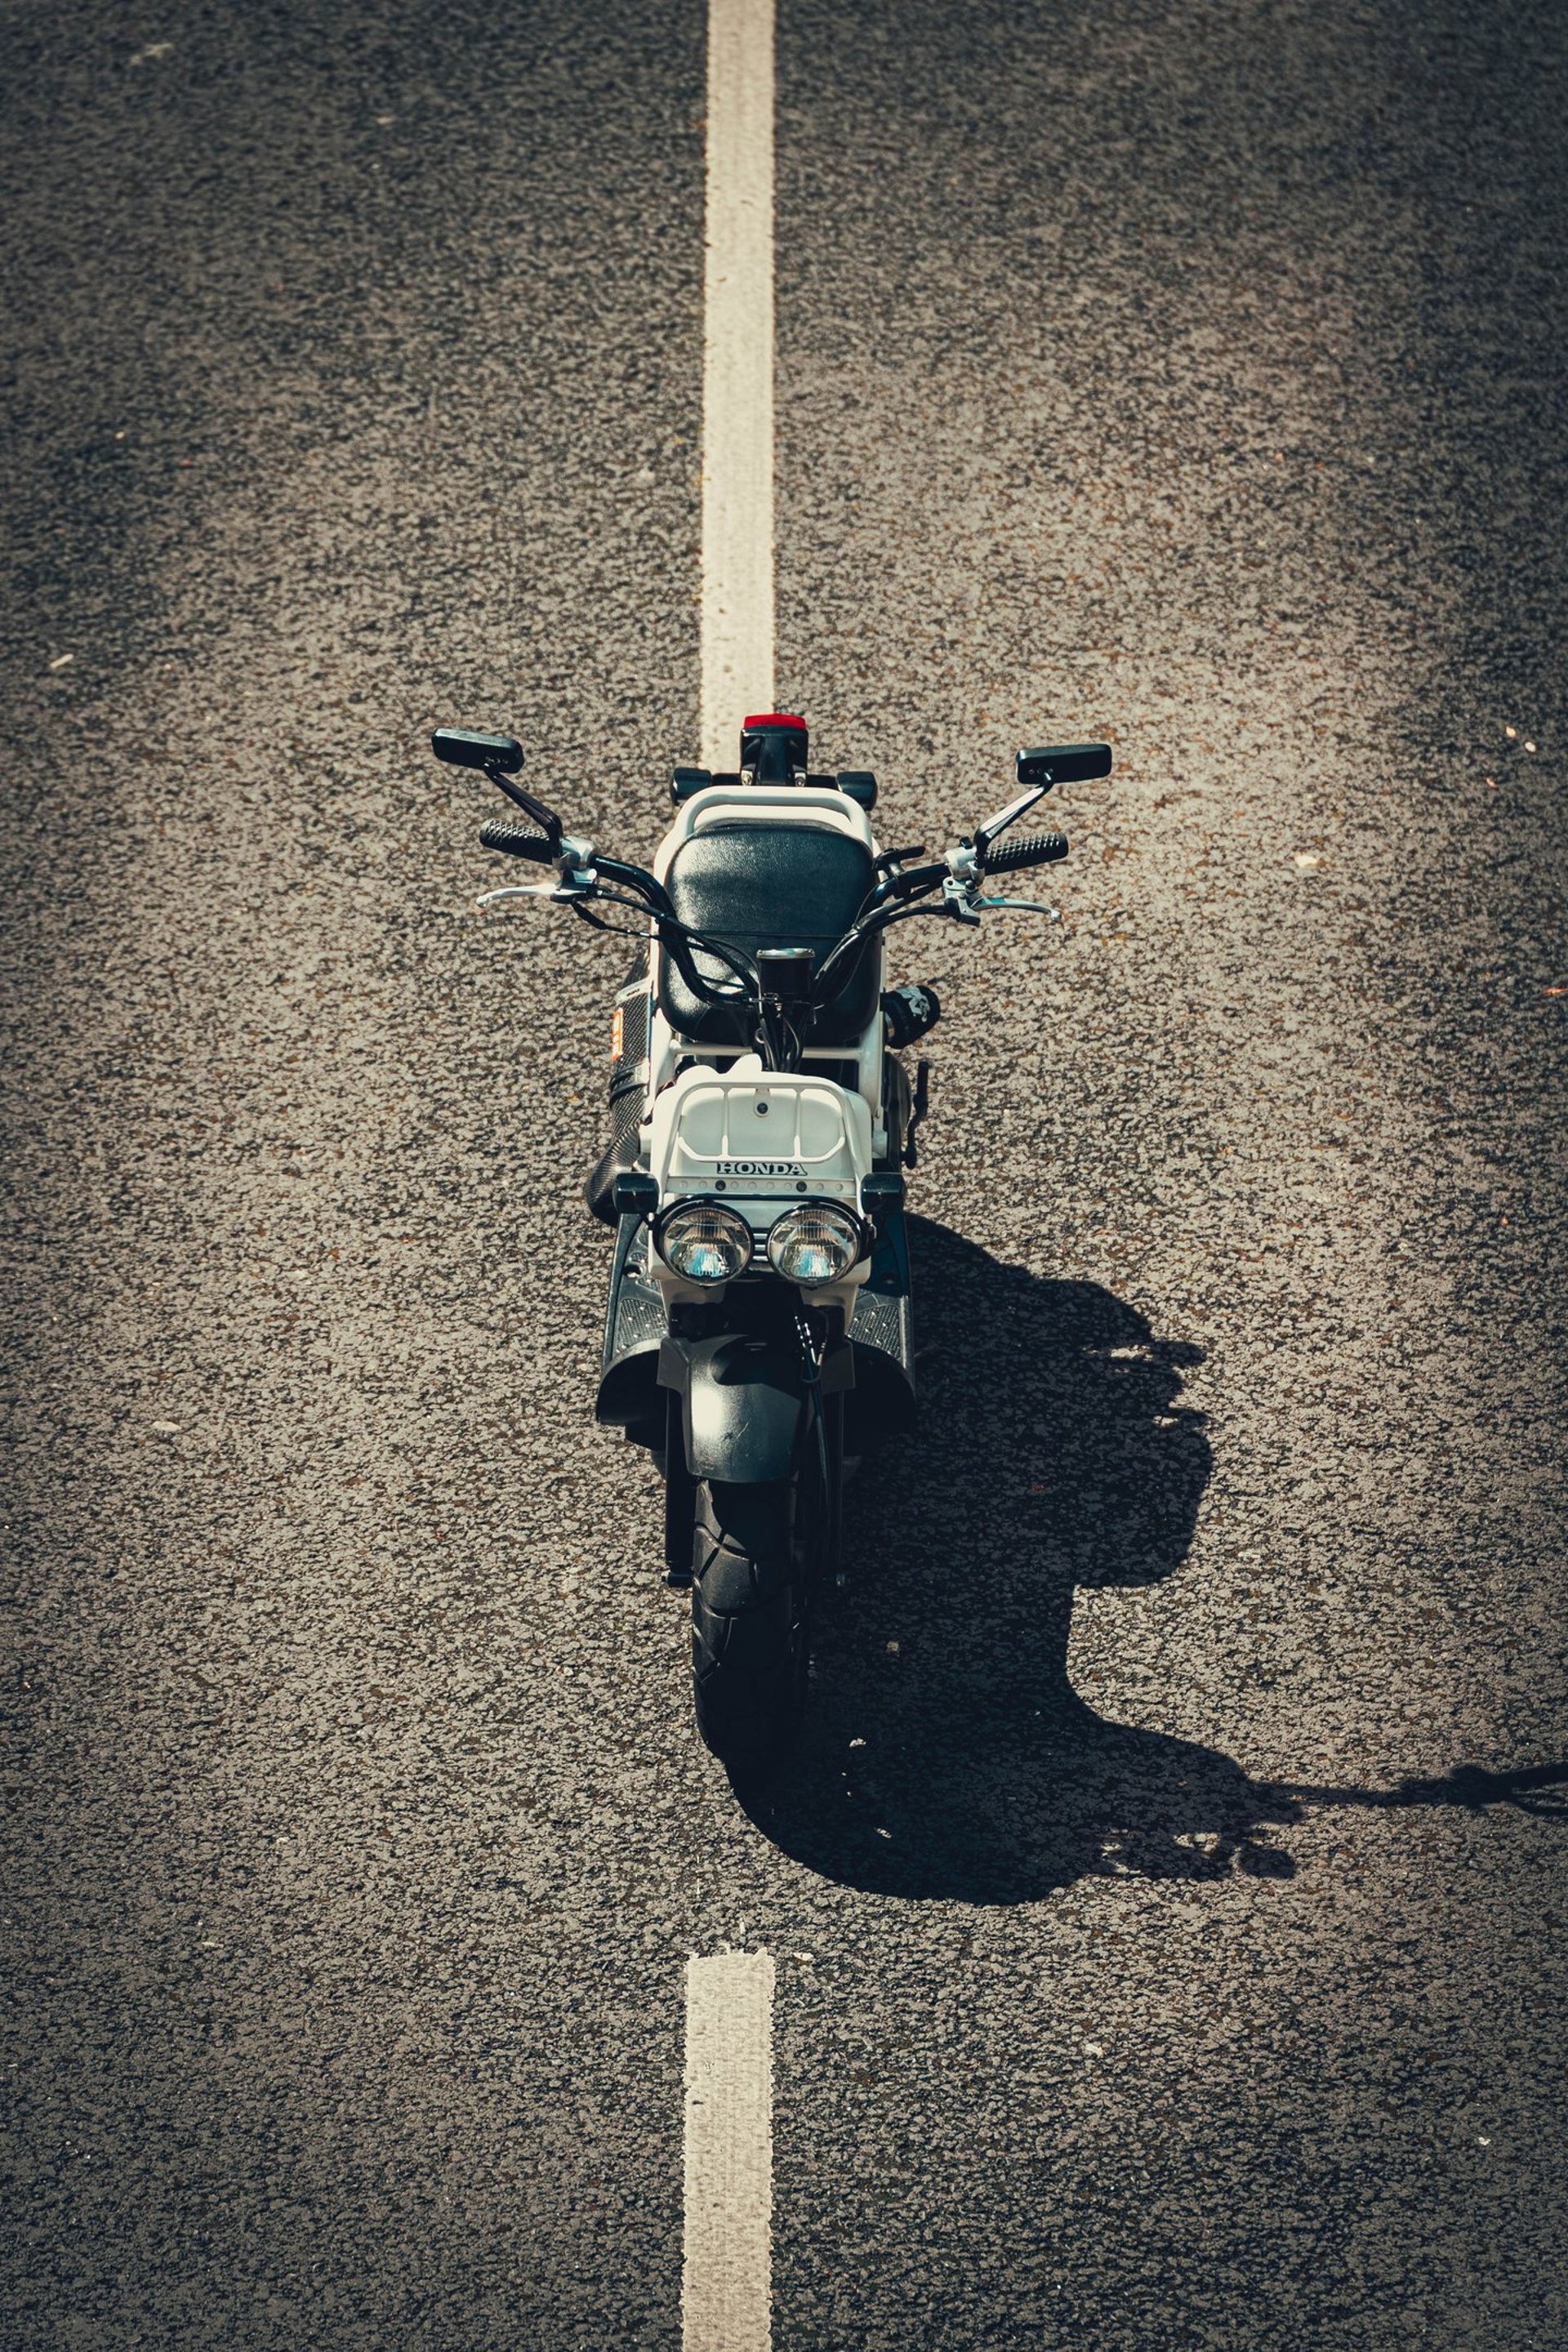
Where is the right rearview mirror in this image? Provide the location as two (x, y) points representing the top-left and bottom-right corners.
(432, 726), (524, 773)
(1016, 742), (1112, 789)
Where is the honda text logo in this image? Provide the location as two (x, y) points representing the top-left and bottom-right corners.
(715, 1159), (807, 1178)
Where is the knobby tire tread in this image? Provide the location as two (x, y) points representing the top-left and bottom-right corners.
(689, 1478), (805, 1776)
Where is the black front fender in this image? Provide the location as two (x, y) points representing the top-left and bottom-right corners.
(658, 1333), (851, 1485)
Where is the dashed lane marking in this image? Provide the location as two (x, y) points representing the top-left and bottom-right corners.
(683, 1949), (774, 2352)
(701, 0), (775, 768)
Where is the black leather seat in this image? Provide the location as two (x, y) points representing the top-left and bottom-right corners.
(658, 820), (879, 1046)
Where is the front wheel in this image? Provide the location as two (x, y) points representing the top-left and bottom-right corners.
(689, 1478), (811, 1779)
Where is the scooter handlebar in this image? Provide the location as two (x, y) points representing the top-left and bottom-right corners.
(978, 829), (1069, 875)
(479, 817), (555, 862)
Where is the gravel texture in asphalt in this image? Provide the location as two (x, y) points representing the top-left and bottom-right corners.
(3, 3), (1566, 2349)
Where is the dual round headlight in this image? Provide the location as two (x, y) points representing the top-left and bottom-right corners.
(654, 1200), (753, 1285)
(656, 1198), (866, 1288)
(765, 1201), (864, 1286)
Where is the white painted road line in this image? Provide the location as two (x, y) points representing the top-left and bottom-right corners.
(683, 1949), (775, 2352)
(701, 0), (775, 769)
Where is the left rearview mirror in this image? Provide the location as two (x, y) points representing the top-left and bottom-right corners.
(1016, 742), (1111, 789)
(432, 727), (524, 773)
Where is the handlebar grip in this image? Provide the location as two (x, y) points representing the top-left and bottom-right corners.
(479, 817), (555, 863)
(978, 829), (1069, 875)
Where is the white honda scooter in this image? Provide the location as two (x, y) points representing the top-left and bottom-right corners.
(433, 712), (1111, 1777)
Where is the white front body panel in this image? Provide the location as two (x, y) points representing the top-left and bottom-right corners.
(651, 1054), (873, 1208)
(648, 1054), (875, 1308)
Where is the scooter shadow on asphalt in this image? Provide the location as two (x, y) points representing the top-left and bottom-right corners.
(742, 1215), (1288, 1902)
(743, 1221), (1568, 1901)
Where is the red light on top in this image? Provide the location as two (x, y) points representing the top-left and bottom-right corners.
(742, 712), (807, 732)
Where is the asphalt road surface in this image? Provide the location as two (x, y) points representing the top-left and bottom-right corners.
(4, 2), (1567, 2347)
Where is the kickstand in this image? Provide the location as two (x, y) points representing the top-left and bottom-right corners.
(902, 1058), (930, 1169)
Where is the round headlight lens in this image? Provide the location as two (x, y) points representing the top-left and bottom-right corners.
(766, 1201), (865, 1288)
(656, 1200), (754, 1285)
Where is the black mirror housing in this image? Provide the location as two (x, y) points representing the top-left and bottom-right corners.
(432, 727), (524, 773)
(1015, 742), (1111, 790)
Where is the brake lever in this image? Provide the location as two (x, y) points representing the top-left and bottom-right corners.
(478, 857), (599, 906)
(476, 882), (568, 908)
(938, 874), (1062, 925)
(973, 894), (1062, 920)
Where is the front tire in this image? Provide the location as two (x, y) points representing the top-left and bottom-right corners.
(690, 1478), (808, 1778)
